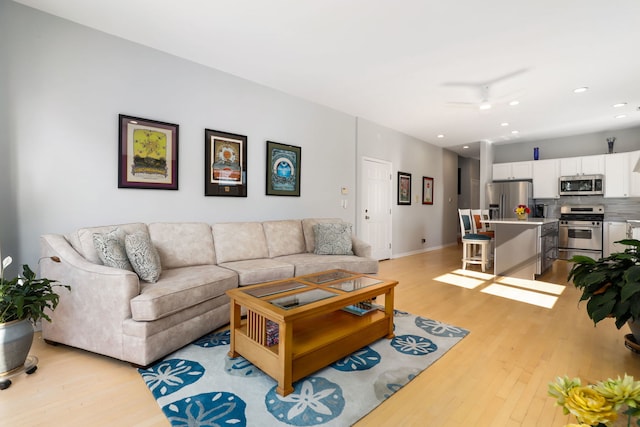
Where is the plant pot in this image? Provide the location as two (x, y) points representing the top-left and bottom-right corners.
(628, 319), (640, 343)
(0, 319), (34, 374)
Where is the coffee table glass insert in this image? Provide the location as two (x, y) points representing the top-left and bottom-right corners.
(303, 270), (355, 284)
(243, 280), (308, 298)
(328, 276), (382, 292)
(270, 288), (336, 309)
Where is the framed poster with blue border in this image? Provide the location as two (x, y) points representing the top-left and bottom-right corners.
(266, 141), (301, 196)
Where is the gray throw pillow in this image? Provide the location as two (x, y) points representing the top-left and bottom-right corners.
(313, 222), (354, 255)
(92, 228), (133, 271)
(125, 231), (162, 283)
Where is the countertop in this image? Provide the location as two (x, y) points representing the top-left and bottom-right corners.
(484, 218), (559, 225)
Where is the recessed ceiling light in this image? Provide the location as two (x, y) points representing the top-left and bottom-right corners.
(501, 122), (509, 127)
(615, 114), (627, 119)
(479, 102), (492, 110)
(573, 87), (589, 93)
(511, 130), (520, 134)
(509, 100), (520, 106)
(463, 145), (469, 149)
(437, 134), (445, 138)
(613, 103), (627, 108)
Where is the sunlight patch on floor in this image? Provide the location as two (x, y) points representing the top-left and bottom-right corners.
(434, 273), (485, 289)
(497, 276), (566, 295)
(481, 283), (558, 308)
(451, 269), (495, 280)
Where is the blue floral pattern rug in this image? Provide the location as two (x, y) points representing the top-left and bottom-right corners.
(139, 310), (469, 426)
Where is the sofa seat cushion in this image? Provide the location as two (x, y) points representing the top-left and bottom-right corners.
(218, 258), (295, 286)
(262, 220), (306, 257)
(275, 253), (379, 276)
(148, 222), (216, 268)
(130, 265), (238, 321)
(213, 222), (269, 263)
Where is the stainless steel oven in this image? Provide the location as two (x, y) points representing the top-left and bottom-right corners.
(558, 205), (604, 260)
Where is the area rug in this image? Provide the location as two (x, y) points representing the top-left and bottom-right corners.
(138, 309), (469, 427)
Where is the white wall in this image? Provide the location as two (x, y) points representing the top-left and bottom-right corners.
(3, 1), (358, 264)
(493, 126), (640, 163)
(2, 1), (458, 265)
(356, 119), (459, 256)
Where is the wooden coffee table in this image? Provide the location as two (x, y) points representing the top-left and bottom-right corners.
(226, 269), (398, 396)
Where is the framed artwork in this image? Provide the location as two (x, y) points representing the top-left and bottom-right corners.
(118, 114), (179, 190)
(204, 128), (247, 197)
(422, 176), (434, 205)
(397, 171), (411, 205)
(266, 141), (301, 196)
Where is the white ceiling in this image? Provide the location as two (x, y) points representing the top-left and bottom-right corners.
(15, 0), (640, 158)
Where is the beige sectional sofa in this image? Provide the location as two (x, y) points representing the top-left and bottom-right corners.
(39, 218), (378, 366)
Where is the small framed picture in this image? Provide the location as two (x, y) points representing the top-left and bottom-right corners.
(397, 171), (411, 205)
(422, 176), (434, 205)
(266, 141), (301, 196)
(204, 129), (247, 197)
(118, 114), (179, 190)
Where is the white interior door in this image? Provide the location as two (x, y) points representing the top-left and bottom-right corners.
(361, 157), (392, 260)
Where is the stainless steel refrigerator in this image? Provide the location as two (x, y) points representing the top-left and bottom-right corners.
(486, 180), (534, 219)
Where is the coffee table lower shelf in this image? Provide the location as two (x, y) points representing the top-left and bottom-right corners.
(229, 309), (393, 396)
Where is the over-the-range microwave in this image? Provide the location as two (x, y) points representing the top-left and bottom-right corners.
(559, 174), (604, 196)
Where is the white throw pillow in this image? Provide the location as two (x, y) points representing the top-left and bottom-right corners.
(125, 231), (162, 283)
(92, 228), (133, 271)
(313, 223), (354, 255)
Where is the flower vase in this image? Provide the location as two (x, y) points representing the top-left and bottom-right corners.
(517, 213), (527, 221)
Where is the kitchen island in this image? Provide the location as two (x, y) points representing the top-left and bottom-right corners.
(485, 218), (559, 280)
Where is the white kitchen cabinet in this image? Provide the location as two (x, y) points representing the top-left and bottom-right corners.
(604, 221), (629, 257)
(559, 154), (605, 176)
(629, 150), (640, 197)
(532, 159), (560, 198)
(492, 161), (533, 181)
(604, 152), (630, 198)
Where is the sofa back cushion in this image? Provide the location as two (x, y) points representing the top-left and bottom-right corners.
(148, 223), (216, 269)
(262, 220), (306, 258)
(213, 222), (269, 263)
(70, 223), (148, 264)
(301, 218), (343, 253)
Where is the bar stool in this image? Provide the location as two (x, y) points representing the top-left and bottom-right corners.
(458, 209), (492, 272)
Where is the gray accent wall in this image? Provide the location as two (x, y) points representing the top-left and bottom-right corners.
(1, 1), (457, 265)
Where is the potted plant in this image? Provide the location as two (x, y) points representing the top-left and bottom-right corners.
(1, 246), (69, 375)
(567, 238), (640, 345)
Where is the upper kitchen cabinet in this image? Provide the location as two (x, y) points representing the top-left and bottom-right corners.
(559, 154), (605, 176)
(532, 158), (560, 198)
(630, 150), (640, 197)
(493, 161), (533, 181)
(604, 152), (629, 197)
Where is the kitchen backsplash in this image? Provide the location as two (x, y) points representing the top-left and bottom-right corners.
(534, 197), (640, 221)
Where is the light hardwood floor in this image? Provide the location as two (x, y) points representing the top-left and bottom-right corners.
(3, 244), (639, 426)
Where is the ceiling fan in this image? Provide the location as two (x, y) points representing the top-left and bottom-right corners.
(443, 68), (529, 110)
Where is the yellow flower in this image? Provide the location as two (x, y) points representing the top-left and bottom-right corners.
(564, 386), (618, 426)
(549, 376), (582, 413)
(564, 424), (591, 427)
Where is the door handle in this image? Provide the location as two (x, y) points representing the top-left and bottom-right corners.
(365, 215), (370, 220)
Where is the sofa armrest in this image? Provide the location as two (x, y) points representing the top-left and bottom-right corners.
(39, 234), (141, 360)
(351, 235), (373, 258)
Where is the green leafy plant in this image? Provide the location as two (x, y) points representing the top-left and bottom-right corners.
(1, 250), (69, 324)
(567, 239), (640, 329)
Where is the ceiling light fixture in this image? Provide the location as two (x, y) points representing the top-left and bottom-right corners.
(463, 145), (469, 149)
(613, 103), (627, 108)
(511, 130), (520, 134)
(479, 102), (492, 110)
(501, 122), (509, 127)
(573, 87), (589, 93)
(437, 134), (445, 138)
(509, 100), (520, 106)
(615, 114), (627, 119)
